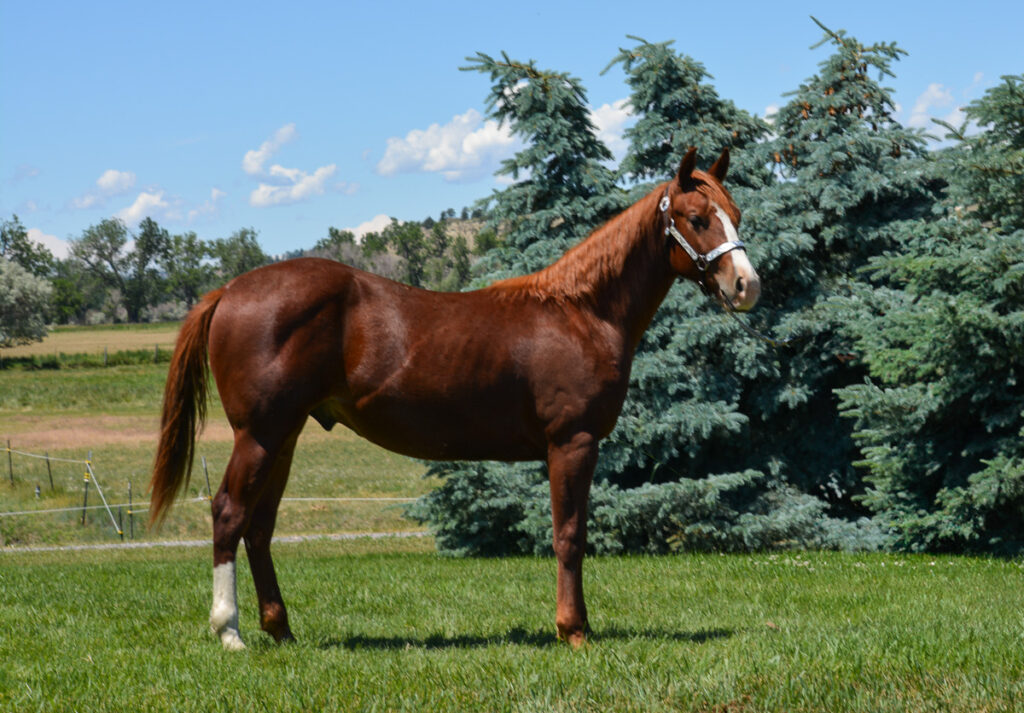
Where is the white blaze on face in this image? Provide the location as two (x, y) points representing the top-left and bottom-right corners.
(712, 204), (760, 311)
(210, 561), (246, 650)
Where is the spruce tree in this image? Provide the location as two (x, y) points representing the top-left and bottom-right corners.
(461, 51), (627, 278)
(936, 74), (1024, 232)
(834, 76), (1024, 552)
(717, 20), (938, 514)
(605, 36), (773, 190)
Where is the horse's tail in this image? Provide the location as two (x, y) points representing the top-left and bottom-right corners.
(149, 288), (224, 526)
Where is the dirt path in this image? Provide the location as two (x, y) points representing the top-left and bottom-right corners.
(2, 412), (351, 452)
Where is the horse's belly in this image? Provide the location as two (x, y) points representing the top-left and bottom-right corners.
(313, 395), (545, 462)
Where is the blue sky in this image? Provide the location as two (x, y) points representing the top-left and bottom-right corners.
(2, 0), (1020, 259)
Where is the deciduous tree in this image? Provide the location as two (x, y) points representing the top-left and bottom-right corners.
(0, 258), (52, 346)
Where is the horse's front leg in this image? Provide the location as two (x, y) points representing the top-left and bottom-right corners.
(547, 432), (598, 647)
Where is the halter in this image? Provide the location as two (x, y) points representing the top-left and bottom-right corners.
(659, 186), (795, 348)
(659, 187), (745, 273)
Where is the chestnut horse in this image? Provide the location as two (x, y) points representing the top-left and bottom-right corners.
(150, 147), (760, 650)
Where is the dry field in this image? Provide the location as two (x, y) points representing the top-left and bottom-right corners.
(0, 322), (180, 358)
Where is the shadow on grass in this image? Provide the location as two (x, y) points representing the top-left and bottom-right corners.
(322, 626), (732, 651)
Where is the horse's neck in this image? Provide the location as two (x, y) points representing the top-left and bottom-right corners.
(569, 192), (677, 349)
(490, 187), (677, 350)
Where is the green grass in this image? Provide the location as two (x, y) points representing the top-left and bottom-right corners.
(0, 362), (171, 410)
(3, 326), (1024, 711)
(1, 545), (1022, 712)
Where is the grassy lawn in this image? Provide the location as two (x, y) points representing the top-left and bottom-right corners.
(1, 543), (1022, 712)
(3, 326), (1023, 712)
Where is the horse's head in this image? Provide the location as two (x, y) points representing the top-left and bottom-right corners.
(662, 147), (760, 312)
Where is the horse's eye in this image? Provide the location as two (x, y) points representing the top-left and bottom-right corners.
(689, 216), (703, 230)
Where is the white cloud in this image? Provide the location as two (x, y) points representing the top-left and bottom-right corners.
(96, 169), (137, 193)
(345, 213), (392, 239)
(72, 169), (137, 209)
(187, 187), (226, 222)
(27, 227), (69, 260)
(591, 99), (632, 160)
(115, 190), (173, 226)
(378, 100), (631, 181)
(908, 83), (955, 129)
(376, 108), (518, 182)
(243, 124), (340, 207)
(242, 123), (297, 176)
(268, 164), (303, 182)
(250, 164), (338, 207)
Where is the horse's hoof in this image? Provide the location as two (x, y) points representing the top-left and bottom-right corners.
(218, 627), (246, 651)
(557, 624), (588, 648)
(263, 619), (295, 643)
(565, 631), (588, 648)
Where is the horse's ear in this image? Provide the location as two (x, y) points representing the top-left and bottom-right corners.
(675, 147), (698, 186)
(709, 147), (730, 183)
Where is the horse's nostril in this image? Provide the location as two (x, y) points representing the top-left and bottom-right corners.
(735, 276), (745, 295)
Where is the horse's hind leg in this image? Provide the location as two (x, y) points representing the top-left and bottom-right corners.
(209, 428), (298, 650)
(243, 434), (298, 643)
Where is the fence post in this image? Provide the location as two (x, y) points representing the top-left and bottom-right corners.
(128, 481), (134, 540)
(202, 456), (212, 500)
(118, 507), (124, 541)
(6, 439), (12, 485)
(103, 346), (108, 367)
(46, 452), (54, 491)
(81, 469), (90, 525)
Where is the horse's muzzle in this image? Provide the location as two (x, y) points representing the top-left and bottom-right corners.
(716, 251), (760, 312)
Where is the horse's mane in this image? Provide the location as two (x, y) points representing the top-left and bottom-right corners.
(489, 170), (737, 303)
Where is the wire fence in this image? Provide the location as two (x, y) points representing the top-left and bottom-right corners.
(4, 440), (124, 536)
(2, 441), (417, 544)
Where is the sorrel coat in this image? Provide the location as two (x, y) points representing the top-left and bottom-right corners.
(150, 148), (760, 649)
